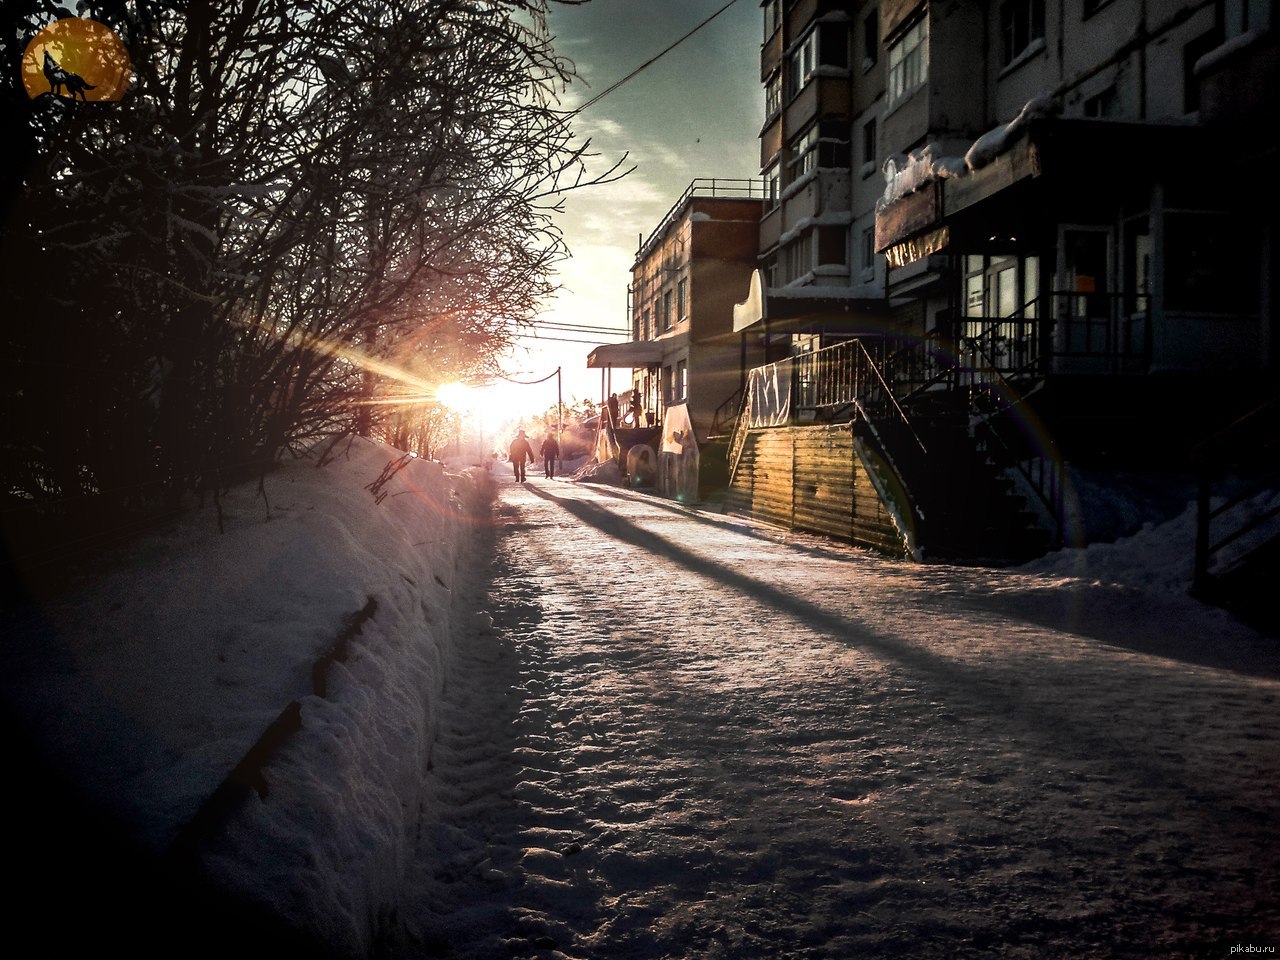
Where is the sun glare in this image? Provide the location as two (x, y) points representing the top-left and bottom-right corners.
(436, 381), (538, 439)
(435, 381), (475, 412)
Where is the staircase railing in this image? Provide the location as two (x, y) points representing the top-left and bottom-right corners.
(959, 318), (1064, 547)
(726, 388), (753, 485)
(1192, 395), (1280, 595)
(727, 338), (931, 488)
(709, 386), (744, 439)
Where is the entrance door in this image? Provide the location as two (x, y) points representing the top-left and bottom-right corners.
(1057, 226), (1113, 365)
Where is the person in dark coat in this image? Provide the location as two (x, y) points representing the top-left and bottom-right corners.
(606, 393), (620, 437)
(540, 434), (560, 479)
(508, 429), (535, 482)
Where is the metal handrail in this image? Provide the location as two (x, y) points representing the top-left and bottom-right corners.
(1192, 396), (1280, 592)
(710, 386), (744, 438)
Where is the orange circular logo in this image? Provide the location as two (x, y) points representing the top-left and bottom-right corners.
(22, 18), (131, 102)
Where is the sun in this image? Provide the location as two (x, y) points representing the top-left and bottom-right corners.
(436, 380), (550, 438)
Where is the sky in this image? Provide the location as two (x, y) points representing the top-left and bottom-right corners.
(484, 0), (763, 416)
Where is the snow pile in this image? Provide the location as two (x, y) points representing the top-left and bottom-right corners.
(569, 457), (623, 485)
(1, 437), (493, 955)
(965, 94), (1058, 171)
(1027, 481), (1280, 594)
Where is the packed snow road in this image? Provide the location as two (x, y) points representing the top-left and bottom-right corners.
(388, 474), (1279, 959)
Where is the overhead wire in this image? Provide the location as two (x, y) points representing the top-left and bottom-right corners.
(573, 0), (744, 114)
(497, 3), (744, 374)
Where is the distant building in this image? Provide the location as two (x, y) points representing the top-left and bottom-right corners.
(589, 179), (762, 500)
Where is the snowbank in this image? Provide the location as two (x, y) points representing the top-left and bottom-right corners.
(0, 437), (494, 955)
(569, 457), (623, 485)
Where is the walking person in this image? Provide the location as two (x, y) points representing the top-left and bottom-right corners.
(541, 433), (560, 479)
(508, 429), (535, 482)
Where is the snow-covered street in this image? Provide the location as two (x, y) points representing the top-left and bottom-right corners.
(391, 472), (1280, 960)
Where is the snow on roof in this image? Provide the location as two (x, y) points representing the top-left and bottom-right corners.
(964, 94), (1058, 172)
(878, 94), (1058, 211)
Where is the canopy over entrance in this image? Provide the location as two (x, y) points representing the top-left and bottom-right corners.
(587, 341), (663, 369)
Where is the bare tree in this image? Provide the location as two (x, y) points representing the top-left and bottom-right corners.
(1, 0), (622, 568)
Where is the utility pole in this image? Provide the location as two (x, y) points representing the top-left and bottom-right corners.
(557, 366), (563, 473)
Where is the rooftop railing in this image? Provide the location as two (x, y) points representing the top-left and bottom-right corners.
(636, 178), (768, 261)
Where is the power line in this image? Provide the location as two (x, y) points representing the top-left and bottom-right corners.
(509, 332), (624, 345)
(526, 321), (628, 335)
(575, 0), (743, 114)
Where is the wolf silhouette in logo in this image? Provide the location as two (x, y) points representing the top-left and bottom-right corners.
(43, 50), (96, 101)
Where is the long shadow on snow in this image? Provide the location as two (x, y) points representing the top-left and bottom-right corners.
(582, 483), (1280, 681)
(524, 483), (1261, 819)
(583, 483), (871, 565)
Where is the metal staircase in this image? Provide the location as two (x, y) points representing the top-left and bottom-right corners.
(725, 319), (1064, 562)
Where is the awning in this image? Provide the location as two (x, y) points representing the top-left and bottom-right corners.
(586, 340), (664, 369)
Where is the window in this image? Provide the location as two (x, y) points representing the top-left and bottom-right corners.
(786, 24), (849, 100)
(887, 17), (927, 105)
(962, 254), (1041, 323)
(788, 125), (819, 182)
(676, 278), (688, 322)
(1165, 214), (1260, 314)
(662, 365), (673, 405)
(862, 118), (877, 167)
(1124, 218), (1151, 314)
(786, 122), (848, 185)
(764, 162), (781, 206)
(765, 72), (782, 119)
(861, 227), (876, 272)
(863, 9), (879, 68)
(763, 0), (782, 40)
(676, 360), (688, 402)
(819, 24), (849, 70)
(788, 31), (818, 98)
(1000, 0), (1045, 67)
(662, 290), (673, 330)
(1083, 85), (1118, 118)
(818, 227), (846, 267)
(642, 308), (651, 340)
(785, 232), (814, 282)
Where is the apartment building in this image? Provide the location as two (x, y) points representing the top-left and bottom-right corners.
(726, 0), (1277, 567)
(734, 0), (891, 362)
(874, 0), (1276, 455)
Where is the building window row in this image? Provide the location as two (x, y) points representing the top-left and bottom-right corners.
(887, 16), (928, 107)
